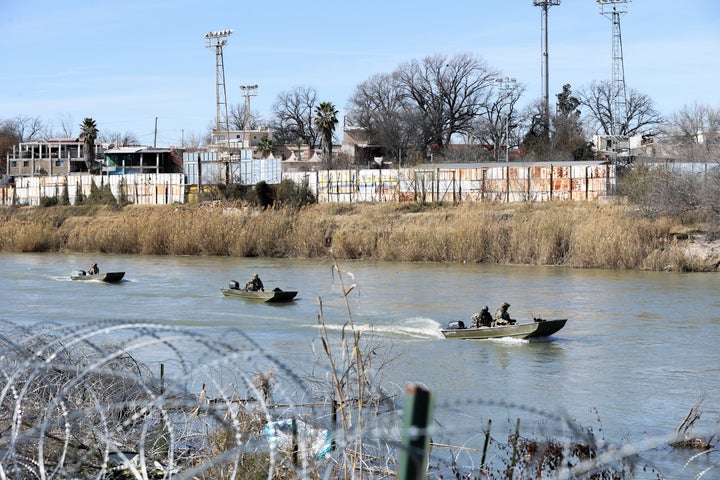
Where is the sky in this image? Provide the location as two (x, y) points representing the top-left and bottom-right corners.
(1, 0), (719, 147)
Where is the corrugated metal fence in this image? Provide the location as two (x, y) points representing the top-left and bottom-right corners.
(1, 173), (185, 206)
(285, 162), (615, 203)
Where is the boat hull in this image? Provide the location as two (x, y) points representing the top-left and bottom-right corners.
(441, 318), (567, 340)
(70, 272), (125, 283)
(221, 288), (298, 303)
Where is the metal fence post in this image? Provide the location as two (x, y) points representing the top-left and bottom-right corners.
(398, 384), (433, 480)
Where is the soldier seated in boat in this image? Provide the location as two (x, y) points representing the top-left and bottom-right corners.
(471, 305), (493, 328)
(493, 302), (516, 326)
(88, 261), (99, 275)
(245, 273), (265, 292)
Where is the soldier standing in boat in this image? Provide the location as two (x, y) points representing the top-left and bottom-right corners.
(493, 302), (515, 326)
(245, 273), (264, 292)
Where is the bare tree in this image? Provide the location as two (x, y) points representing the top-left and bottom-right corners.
(56, 113), (75, 138)
(578, 80), (663, 137)
(396, 53), (499, 150)
(98, 130), (140, 146)
(229, 102), (265, 131)
(183, 130), (210, 150)
(347, 53), (499, 162)
(665, 103), (720, 162)
(269, 86), (319, 148)
(3, 115), (46, 142)
(347, 72), (422, 164)
(473, 80), (525, 161)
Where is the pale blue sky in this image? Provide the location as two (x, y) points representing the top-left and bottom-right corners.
(1, 0), (718, 147)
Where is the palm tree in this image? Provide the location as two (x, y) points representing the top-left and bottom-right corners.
(314, 102), (338, 170)
(80, 117), (98, 171)
(256, 137), (274, 158)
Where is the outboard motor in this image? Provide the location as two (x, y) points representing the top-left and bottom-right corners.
(229, 280), (240, 290)
(446, 320), (465, 330)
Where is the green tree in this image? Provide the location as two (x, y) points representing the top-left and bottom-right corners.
(256, 137), (274, 158)
(253, 181), (274, 209)
(74, 182), (85, 205)
(273, 178), (315, 209)
(87, 179), (117, 205)
(552, 84), (587, 160)
(117, 177), (129, 206)
(80, 117), (98, 171)
(314, 101), (339, 170)
(60, 181), (70, 206)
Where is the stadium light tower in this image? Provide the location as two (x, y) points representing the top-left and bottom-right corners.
(204, 29), (233, 182)
(598, 0), (630, 161)
(533, 0), (560, 138)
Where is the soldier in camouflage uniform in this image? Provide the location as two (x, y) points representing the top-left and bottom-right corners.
(471, 305), (493, 328)
(493, 302), (515, 326)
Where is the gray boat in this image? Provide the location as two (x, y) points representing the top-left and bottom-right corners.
(441, 318), (567, 340)
(221, 282), (297, 303)
(70, 271), (125, 283)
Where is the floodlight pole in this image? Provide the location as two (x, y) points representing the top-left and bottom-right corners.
(496, 77), (517, 162)
(204, 29), (233, 183)
(533, 1), (560, 139)
(239, 85), (258, 149)
(598, 0), (630, 163)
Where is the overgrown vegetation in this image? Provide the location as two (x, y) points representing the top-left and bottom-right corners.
(214, 179), (315, 210)
(0, 200), (716, 271)
(618, 163), (720, 224)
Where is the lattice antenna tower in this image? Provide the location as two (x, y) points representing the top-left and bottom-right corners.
(598, 0), (630, 141)
(533, 0), (560, 136)
(204, 29), (233, 182)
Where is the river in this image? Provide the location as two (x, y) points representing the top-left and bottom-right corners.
(1, 252), (718, 479)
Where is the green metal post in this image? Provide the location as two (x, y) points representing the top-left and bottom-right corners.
(398, 384), (433, 480)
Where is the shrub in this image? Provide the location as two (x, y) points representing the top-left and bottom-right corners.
(39, 196), (58, 207)
(273, 178), (315, 209)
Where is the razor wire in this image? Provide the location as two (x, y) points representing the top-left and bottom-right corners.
(0, 319), (716, 479)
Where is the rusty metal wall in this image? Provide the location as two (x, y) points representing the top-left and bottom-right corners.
(5, 174), (185, 206)
(284, 162), (615, 203)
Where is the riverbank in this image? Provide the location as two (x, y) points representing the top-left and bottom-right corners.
(1, 202), (718, 271)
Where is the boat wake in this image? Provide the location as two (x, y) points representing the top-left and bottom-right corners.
(307, 317), (445, 339)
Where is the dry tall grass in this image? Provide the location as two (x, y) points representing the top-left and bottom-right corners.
(0, 201), (712, 271)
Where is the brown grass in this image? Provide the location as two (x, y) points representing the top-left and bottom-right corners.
(0, 201), (712, 271)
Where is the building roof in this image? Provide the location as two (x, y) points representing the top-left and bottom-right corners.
(104, 147), (146, 154)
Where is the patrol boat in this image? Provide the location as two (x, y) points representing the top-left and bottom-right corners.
(221, 281), (298, 303)
(441, 318), (567, 340)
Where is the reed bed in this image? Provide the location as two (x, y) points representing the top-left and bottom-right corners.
(0, 201), (712, 271)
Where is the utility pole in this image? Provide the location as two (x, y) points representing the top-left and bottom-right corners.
(533, 1), (560, 140)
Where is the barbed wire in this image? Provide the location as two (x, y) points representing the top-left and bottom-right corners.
(0, 319), (716, 479)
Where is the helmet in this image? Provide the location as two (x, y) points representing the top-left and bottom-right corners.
(481, 305), (489, 311)
(501, 302), (510, 308)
